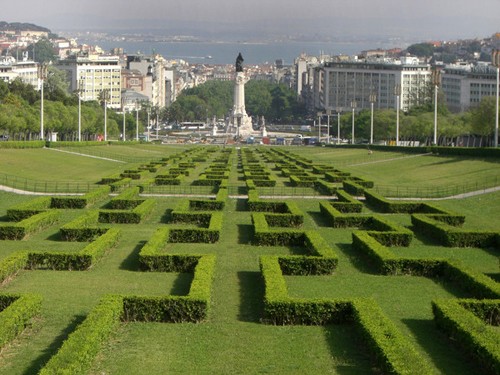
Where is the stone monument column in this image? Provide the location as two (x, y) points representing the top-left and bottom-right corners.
(230, 53), (253, 138)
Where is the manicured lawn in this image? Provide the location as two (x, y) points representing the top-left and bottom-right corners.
(0, 145), (497, 374)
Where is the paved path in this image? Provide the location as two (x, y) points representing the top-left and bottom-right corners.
(0, 185), (83, 195)
(44, 147), (127, 163)
(346, 152), (432, 167)
(387, 185), (500, 201)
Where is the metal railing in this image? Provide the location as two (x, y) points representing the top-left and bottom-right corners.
(1, 172), (499, 199)
(0, 174), (94, 194)
(374, 175), (500, 198)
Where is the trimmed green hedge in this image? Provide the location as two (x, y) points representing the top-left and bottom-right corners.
(430, 146), (500, 158)
(50, 186), (111, 209)
(109, 178), (132, 192)
(352, 230), (500, 298)
(169, 211), (223, 243)
(46, 141), (111, 148)
(364, 190), (465, 223)
(0, 252), (29, 283)
(0, 141), (45, 149)
(0, 210), (60, 240)
(314, 179), (338, 195)
(26, 228), (120, 270)
(433, 299), (500, 374)
(352, 298), (434, 374)
(342, 180), (365, 196)
(39, 294), (124, 375)
(124, 255), (215, 323)
(99, 199), (155, 224)
(259, 256), (432, 374)
(0, 294), (43, 349)
(186, 187), (228, 211)
(108, 187), (141, 209)
(60, 211), (109, 242)
(6, 196), (52, 221)
(411, 214), (498, 247)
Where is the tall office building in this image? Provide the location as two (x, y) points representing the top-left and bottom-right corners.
(57, 54), (122, 109)
(441, 63), (499, 113)
(314, 58), (432, 112)
(0, 55), (39, 88)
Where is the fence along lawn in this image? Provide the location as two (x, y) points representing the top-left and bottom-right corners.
(0, 145), (497, 374)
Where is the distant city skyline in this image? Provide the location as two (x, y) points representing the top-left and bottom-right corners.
(2, 0), (500, 41)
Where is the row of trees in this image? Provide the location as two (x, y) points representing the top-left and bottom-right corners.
(0, 78), (144, 141)
(328, 96), (497, 145)
(0, 70), (497, 145)
(165, 80), (306, 124)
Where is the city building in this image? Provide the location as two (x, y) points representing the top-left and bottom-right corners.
(56, 53), (122, 108)
(313, 58), (432, 113)
(441, 62), (499, 112)
(127, 54), (167, 108)
(0, 54), (39, 88)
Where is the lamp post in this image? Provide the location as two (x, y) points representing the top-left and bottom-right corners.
(135, 100), (139, 142)
(493, 49), (499, 148)
(496, 64), (499, 148)
(156, 112), (159, 140)
(147, 107), (151, 140)
(78, 89), (82, 142)
(317, 111), (322, 141)
(369, 93), (377, 145)
(101, 89), (110, 142)
(122, 108), (126, 142)
(38, 64), (48, 141)
(351, 100), (357, 144)
(336, 107), (342, 145)
(394, 84), (401, 146)
(432, 68), (440, 145)
(326, 109), (331, 144)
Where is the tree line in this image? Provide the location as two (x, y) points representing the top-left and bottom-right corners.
(0, 75), (143, 141)
(0, 71), (497, 145)
(165, 80), (307, 124)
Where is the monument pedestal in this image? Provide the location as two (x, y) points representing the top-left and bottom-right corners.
(230, 71), (253, 138)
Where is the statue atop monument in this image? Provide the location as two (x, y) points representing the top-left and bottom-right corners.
(235, 53), (244, 72)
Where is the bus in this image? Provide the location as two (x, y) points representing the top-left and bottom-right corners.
(180, 122), (206, 130)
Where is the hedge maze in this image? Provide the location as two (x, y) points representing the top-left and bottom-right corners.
(0, 146), (498, 373)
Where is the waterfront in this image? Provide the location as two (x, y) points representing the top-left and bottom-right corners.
(79, 39), (407, 65)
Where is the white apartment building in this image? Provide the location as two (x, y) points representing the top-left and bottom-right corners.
(314, 59), (432, 113)
(0, 55), (39, 88)
(127, 55), (167, 108)
(56, 54), (122, 109)
(441, 63), (499, 112)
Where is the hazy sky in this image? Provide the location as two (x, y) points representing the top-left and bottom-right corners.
(2, 0), (500, 40)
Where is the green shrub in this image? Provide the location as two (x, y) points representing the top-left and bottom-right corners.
(39, 295), (123, 375)
(6, 196), (52, 221)
(352, 298), (434, 374)
(108, 186), (141, 209)
(27, 228), (120, 270)
(50, 186), (110, 209)
(60, 211), (109, 241)
(412, 214), (498, 247)
(433, 299), (500, 375)
(0, 294), (42, 349)
(0, 210), (60, 240)
(0, 141), (45, 149)
(0, 252), (29, 283)
(99, 199), (155, 224)
(342, 180), (365, 196)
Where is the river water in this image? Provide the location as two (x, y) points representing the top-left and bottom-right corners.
(85, 39), (405, 65)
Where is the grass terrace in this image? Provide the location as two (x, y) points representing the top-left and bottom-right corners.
(0, 143), (498, 374)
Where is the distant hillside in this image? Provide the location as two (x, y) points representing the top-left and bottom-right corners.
(0, 21), (50, 33)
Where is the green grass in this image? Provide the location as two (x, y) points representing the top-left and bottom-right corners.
(0, 145), (498, 374)
(289, 146), (500, 197)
